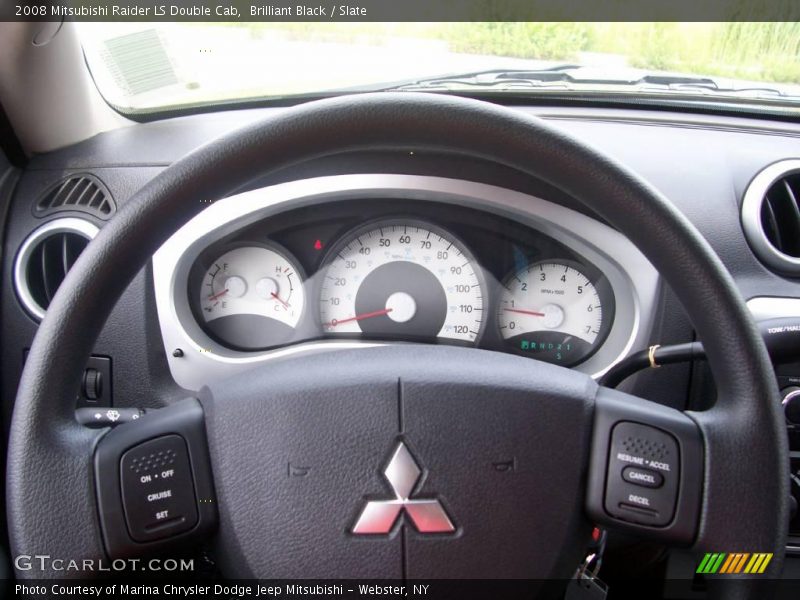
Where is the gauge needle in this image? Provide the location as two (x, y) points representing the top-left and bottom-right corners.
(504, 307), (546, 317)
(326, 308), (393, 328)
(270, 291), (290, 308)
(208, 288), (229, 301)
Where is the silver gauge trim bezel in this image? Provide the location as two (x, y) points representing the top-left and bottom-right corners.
(152, 175), (661, 391)
(13, 217), (100, 320)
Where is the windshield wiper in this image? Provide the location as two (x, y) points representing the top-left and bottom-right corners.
(334, 64), (580, 94)
(382, 67), (798, 100)
(379, 66), (580, 90)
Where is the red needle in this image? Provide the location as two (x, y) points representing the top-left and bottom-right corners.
(504, 307), (546, 317)
(326, 308), (393, 328)
(271, 291), (290, 308)
(208, 288), (229, 301)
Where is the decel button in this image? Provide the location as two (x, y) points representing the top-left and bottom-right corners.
(622, 466), (664, 488)
(120, 434), (198, 542)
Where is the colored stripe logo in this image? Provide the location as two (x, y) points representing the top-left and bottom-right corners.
(696, 553), (773, 574)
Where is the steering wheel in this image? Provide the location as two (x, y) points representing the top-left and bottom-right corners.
(7, 94), (789, 593)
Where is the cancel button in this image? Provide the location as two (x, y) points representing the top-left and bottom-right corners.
(622, 466), (663, 489)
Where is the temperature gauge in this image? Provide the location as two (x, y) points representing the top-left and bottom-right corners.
(197, 244), (305, 349)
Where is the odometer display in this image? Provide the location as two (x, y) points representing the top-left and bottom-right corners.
(319, 220), (485, 343)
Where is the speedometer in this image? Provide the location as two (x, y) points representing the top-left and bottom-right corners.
(319, 220), (484, 343)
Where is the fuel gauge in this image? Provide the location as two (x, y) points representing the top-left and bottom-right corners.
(197, 244), (305, 350)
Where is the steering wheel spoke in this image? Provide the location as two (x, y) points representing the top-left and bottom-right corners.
(586, 387), (704, 545)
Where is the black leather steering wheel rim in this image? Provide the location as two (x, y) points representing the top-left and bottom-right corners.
(7, 93), (789, 588)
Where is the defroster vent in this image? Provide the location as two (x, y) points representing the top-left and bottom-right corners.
(34, 174), (115, 219)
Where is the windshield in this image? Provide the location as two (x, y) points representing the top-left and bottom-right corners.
(78, 22), (800, 114)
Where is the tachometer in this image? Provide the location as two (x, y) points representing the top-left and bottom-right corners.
(196, 244), (305, 349)
(497, 260), (613, 365)
(319, 220), (484, 343)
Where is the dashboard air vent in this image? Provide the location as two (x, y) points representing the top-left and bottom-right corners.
(742, 159), (800, 276)
(34, 174), (115, 219)
(14, 218), (99, 320)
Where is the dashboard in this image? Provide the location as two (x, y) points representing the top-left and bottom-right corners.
(4, 104), (800, 415)
(152, 174), (658, 391)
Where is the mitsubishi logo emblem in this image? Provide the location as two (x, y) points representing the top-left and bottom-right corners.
(352, 442), (455, 535)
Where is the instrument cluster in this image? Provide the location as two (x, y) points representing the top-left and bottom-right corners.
(186, 199), (615, 367)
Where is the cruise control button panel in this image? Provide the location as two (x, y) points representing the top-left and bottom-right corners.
(604, 421), (679, 526)
(586, 388), (703, 544)
(94, 398), (217, 559)
(120, 435), (198, 542)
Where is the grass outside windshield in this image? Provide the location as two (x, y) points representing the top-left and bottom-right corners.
(78, 22), (800, 113)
